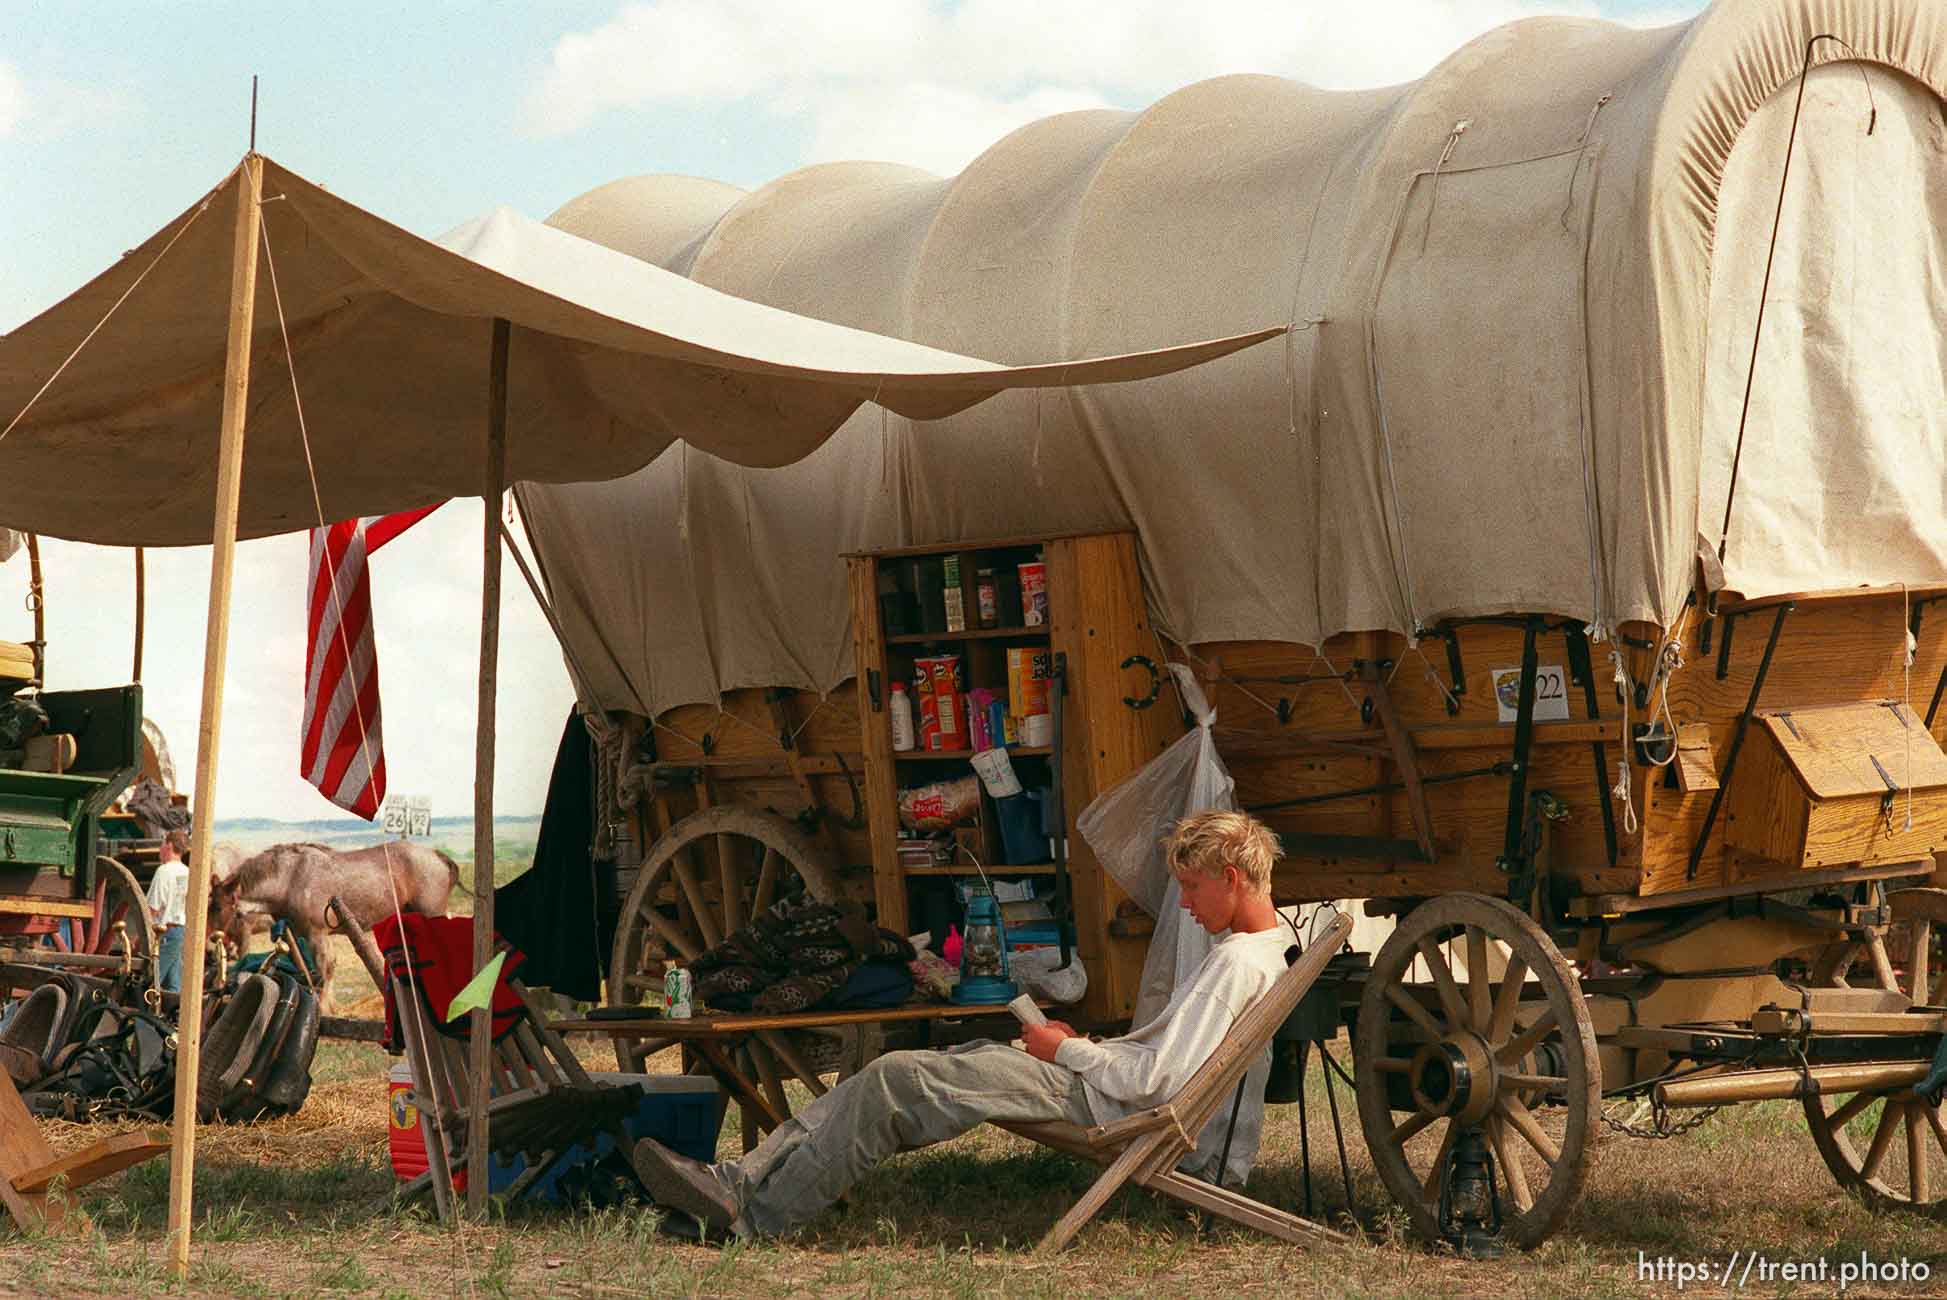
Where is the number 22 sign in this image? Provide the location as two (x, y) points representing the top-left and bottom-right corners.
(1492, 665), (1571, 723)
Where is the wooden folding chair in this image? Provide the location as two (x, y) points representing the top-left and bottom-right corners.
(0, 1067), (167, 1233)
(325, 898), (647, 1224)
(999, 910), (1355, 1255)
(391, 969), (644, 1222)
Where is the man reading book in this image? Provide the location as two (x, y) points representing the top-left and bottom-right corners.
(631, 809), (1296, 1239)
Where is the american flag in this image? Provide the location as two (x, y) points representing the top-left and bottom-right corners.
(301, 507), (441, 818)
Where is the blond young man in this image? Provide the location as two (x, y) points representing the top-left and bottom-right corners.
(632, 809), (1293, 1239)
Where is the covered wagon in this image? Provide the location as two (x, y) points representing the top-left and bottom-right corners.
(508, 0), (1947, 1248)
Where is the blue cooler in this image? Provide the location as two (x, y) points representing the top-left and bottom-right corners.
(488, 1071), (723, 1203)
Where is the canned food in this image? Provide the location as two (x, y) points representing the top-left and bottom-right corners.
(665, 967), (694, 1019)
(1018, 561), (1048, 626)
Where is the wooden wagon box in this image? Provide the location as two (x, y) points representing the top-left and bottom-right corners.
(1723, 701), (1947, 872)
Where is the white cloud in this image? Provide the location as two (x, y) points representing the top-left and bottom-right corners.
(804, 82), (1113, 177)
(0, 61), (24, 137)
(0, 57), (123, 141)
(521, 0), (1701, 171)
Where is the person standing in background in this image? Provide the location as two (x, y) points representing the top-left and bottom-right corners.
(145, 830), (190, 993)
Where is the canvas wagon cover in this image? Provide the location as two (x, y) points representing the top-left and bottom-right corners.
(518, 0), (1947, 719)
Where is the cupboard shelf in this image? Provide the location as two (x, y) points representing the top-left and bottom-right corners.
(893, 746), (1051, 762)
(850, 528), (1169, 1023)
(887, 626), (1051, 645)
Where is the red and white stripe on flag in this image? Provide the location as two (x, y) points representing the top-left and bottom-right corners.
(300, 506), (440, 819)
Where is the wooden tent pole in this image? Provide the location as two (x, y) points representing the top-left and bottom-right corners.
(24, 534), (42, 683)
(168, 152), (263, 1280)
(133, 546), (146, 680)
(466, 316), (510, 1217)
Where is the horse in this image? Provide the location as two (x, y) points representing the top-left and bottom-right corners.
(213, 840), (461, 1009)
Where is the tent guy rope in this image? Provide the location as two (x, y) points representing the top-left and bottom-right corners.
(258, 201), (479, 1259)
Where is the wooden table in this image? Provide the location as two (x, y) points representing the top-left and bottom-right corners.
(553, 1002), (1023, 1149)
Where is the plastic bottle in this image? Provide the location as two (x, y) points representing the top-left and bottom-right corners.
(890, 681), (916, 751)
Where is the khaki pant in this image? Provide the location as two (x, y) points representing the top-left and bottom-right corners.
(720, 1040), (1095, 1236)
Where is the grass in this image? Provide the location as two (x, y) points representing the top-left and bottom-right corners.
(7, 895), (1947, 1296)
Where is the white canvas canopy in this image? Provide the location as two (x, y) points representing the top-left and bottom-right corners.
(0, 159), (1279, 546)
(520, 0), (1947, 720)
(0, 150), (1282, 1262)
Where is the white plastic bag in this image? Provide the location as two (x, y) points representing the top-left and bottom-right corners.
(1075, 666), (1266, 1186)
(1010, 946), (1088, 1004)
(1077, 665), (1233, 916)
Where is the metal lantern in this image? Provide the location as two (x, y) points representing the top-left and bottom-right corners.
(951, 882), (1017, 1005)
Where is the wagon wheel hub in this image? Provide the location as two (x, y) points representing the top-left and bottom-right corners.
(1410, 1032), (1499, 1126)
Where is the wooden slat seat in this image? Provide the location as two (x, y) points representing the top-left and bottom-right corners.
(0, 1067), (168, 1232)
(996, 911), (1355, 1255)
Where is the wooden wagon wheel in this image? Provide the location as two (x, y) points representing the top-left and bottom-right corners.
(608, 805), (841, 1101)
(1802, 887), (1947, 1218)
(83, 856), (155, 968)
(1354, 893), (1601, 1248)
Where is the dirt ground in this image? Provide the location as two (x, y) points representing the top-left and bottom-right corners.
(6, 933), (1946, 1298)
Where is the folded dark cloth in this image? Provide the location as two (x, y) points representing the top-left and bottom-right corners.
(375, 912), (526, 1047)
(833, 959), (915, 1010)
(688, 894), (914, 1014)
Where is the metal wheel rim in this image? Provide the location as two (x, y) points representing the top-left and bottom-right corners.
(1354, 892), (1601, 1249)
(606, 805), (838, 1083)
(1802, 908), (1947, 1217)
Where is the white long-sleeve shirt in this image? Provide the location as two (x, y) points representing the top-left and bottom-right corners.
(1054, 926), (1290, 1122)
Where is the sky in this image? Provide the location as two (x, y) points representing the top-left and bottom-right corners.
(0, 0), (1702, 823)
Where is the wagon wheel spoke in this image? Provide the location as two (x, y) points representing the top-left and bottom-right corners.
(1417, 937), (1468, 1030)
(639, 901), (702, 964)
(752, 847), (782, 918)
(1861, 1102), (1902, 1182)
(1497, 1007), (1560, 1066)
(1907, 1105), (1932, 1204)
(1825, 941), (1860, 989)
(1488, 1113), (1534, 1212)
(1827, 1090), (1878, 1131)
(671, 844), (722, 949)
(1866, 933), (1900, 994)
(716, 833), (745, 935)
(1419, 1118), (1456, 1202)
(1385, 985), (1444, 1041)
(1498, 1094), (1561, 1164)
(1487, 954), (1529, 1045)
(746, 1039), (791, 1122)
(1912, 920), (1933, 1007)
(1464, 926), (1493, 1029)
(1391, 1108), (1438, 1147)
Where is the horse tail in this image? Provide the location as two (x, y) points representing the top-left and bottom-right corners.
(436, 848), (470, 897)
